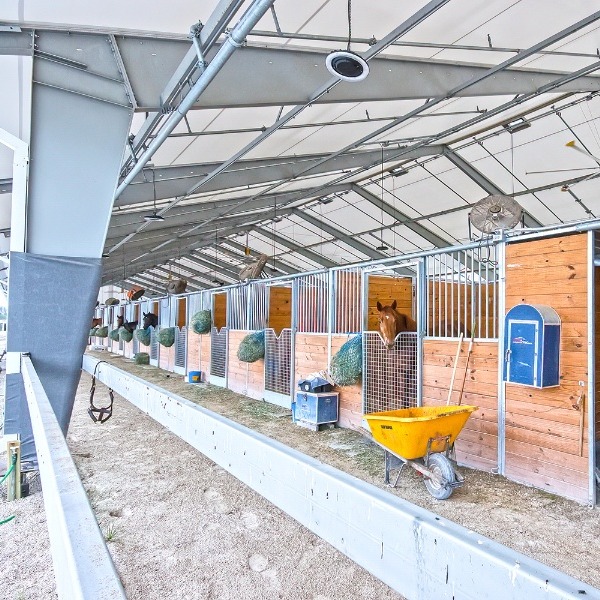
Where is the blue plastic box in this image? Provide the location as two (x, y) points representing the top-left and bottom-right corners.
(188, 371), (203, 383)
(292, 391), (339, 430)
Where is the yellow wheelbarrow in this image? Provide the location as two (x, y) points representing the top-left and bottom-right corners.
(363, 405), (478, 500)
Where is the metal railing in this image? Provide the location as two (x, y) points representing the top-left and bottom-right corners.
(21, 355), (126, 600)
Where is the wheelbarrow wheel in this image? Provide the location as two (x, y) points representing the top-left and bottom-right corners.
(424, 453), (455, 500)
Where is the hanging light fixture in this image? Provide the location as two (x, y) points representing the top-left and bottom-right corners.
(144, 167), (164, 222)
(325, 0), (369, 83)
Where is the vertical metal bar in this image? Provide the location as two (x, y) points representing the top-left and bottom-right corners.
(443, 253), (448, 337)
(328, 269), (335, 368)
(587, 230), (597, 505)
(416, 259), (426, 407)
(497, 232), (506, 475)
(450, 253), (455, 338)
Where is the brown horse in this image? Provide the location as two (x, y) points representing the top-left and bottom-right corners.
(91, 317), (102, 328)
(376, 300), (416, 349)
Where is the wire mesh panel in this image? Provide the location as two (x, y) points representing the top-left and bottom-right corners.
(264, 328), (292, 396)
(425, 244), (499, 339)
(188, 290), (211, 316)
(175, 326), (187, 370)
(363, 331), (418, 414)
(333, 267), (362, 334)
(149, 326), (159, 364)
(297, 272), (328, 333)
(210, 326), (228, 379)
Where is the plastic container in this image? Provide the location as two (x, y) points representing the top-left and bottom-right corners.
(188, 371), (203, 383)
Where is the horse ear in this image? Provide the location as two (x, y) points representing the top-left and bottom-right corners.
(391, 299), (397, 310)
(376, 301), (383, 312)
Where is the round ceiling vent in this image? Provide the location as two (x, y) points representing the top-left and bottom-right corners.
(326, 50), (369, 82)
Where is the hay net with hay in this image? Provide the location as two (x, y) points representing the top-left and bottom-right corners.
(157, 327), (175, 347)
(330, 335), (362, 386)
(237, 330), (265, 363)
(190, 310), (212, 335)
(134, 328), (151, 346)
(119, 328), (133, 343)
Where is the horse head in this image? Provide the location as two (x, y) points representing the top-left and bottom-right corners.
(116, 315), (124, 328)
(142, 312), (158, 329)
(123, 320), (138, 333)
(376, 299), (417, 349)
(91, 317), (102, 328)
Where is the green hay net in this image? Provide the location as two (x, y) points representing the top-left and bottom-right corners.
(157, 327), (175, 347)
(133, 352), (150, 365)
(108, 329), (120, 342)
(105, 297), (120, 306)
(95, 326), (108, 338)
(237, 330), (265, 363)
(190, 310), (212, 335)
(330, 335), (362, 386)
(89, 328), (98, 337)
(135, 328), (151, 346)
(119, 328), (133, 343)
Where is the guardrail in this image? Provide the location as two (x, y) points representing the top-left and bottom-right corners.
(21, 354), (126, 600)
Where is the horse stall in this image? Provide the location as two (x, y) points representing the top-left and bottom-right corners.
(122, 302), (138, 359)
(173, 295), (187, 375)
(158, 296), (176, 371)
(263, 280), (294, 407)
(226, 282), (268, 400)
(502, 232), (593, 504)
(186, 290), (211, 380)
(362, 264), (419, 419)
(148, 300), (160, 367)
(420, 244), (500, 474)
(209, 291), (228, 387)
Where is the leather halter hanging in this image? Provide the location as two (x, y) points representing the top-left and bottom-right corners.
(88, 361), (114, 423)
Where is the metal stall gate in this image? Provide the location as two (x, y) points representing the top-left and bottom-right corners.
(263, 280), (293, 408)
(362, 261), (421, 414)
(173, 296), (187, 375)
(210, 292), (228, 387)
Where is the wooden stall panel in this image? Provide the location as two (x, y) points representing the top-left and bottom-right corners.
(268, 287), (292, 335)
(335, 270), (361, 333)
(213, 293), (227, 330)
(422, 340), (499, 472)
(331, 335), (362, 430)
(227, 330), (264, 400)
(200, 334), (211, 383)
(159, 344), (174, 372)
(295, 333), (328, 381)
(505, 233), (589, 503)
(186, 331), (200, 375)
(367, 276), (413, 331)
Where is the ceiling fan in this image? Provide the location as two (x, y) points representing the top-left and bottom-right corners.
(469, 194), (523, 235)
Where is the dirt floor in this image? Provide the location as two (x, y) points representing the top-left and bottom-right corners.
(2, 345), (600, 598)
(84, 350), (600, 591)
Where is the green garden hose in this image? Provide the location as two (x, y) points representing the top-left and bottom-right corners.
(0, 451), (18, 525)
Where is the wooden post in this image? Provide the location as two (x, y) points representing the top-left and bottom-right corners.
(6, 437), (21, 501)
(447, 333), (463, 405)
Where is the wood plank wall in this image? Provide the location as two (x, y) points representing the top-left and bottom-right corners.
(159, 344), (174, 372)
(367, 276), (413, 331)
(331, 334), (363, 429)
(268, 287), (292, 334)
(335, 271), (362, 333)
(186, 330), (200, 376)
(227, 330), (265, 400)
(200, 334), (211, 383)
(422, 340), (499, 472)
(505, 233), (589, 503)
(213, 293), (227, 330)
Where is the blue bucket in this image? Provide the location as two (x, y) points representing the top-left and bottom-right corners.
(188, 371), (203, 383)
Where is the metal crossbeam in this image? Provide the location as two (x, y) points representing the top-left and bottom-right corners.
(442, 147), (542, 228)
(351, 183), (453, 248)
(253, 226), (338, 268)
(292, 208), (389, 260)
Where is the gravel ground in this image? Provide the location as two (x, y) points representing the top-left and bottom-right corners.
(2, 345), (600, 599)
